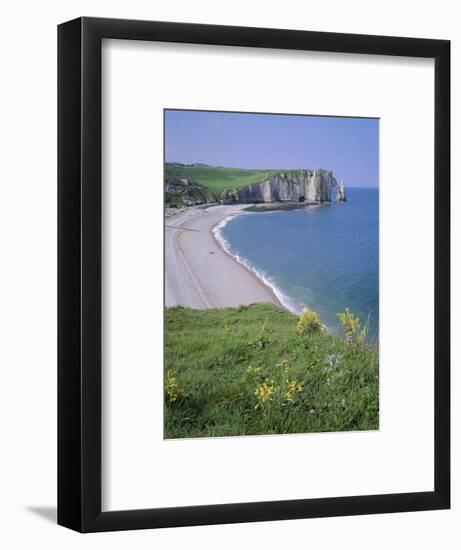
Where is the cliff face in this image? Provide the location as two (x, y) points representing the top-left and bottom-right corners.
(336, 179), (347, 202)
(224, 169), (345, 204)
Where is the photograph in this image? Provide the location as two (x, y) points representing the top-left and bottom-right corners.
(164, 109), (379, 439)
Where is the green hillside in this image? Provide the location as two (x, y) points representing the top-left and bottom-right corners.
(164, 163), (270, 192)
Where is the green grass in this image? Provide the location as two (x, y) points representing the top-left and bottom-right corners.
(165, 163), (275, 193)
(164, 303), (379, 438)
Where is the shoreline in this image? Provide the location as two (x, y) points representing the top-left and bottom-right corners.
(165, 204), (286, 311)
(210, 213), (303, 314)
(209, 212), (287, 311)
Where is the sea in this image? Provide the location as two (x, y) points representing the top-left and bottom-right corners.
(215, 188), (379, 341)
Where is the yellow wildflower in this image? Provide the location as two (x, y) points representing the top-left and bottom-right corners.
(246, 365), (262, 374)
(297, 308), (324, 334)
(165, 369), (180, 402)
(337, 307), (367, 343)
(284, 379), (303, 402)
(255, 379), (278, 403)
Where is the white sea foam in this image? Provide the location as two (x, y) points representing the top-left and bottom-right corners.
(212, 214), (305, 315)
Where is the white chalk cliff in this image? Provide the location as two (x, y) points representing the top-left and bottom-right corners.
(222, 170), (346, 203)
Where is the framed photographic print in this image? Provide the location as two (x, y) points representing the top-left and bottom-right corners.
(58, 17), (450, 532)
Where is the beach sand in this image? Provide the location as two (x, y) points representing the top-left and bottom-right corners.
(165, 204), (282, 309)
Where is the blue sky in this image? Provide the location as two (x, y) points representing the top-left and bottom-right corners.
(165, 110), (379, 188)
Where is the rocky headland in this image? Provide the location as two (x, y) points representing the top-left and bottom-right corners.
(222, 169), (346, 204)
(164, 164), (346, 207)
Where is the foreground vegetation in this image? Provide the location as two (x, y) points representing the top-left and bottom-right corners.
(164, 304), (379, 438)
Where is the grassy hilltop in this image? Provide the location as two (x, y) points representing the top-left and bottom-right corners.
(165, 163), (270, 193)
(165, 304), (379, 438)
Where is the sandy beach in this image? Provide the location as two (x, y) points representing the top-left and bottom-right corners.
(165, 204), (282, 309)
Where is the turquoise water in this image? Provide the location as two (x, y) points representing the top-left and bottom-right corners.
(217, 188), (379, 340)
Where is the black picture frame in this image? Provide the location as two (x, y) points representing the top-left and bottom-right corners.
(58, 16), (450, 532)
